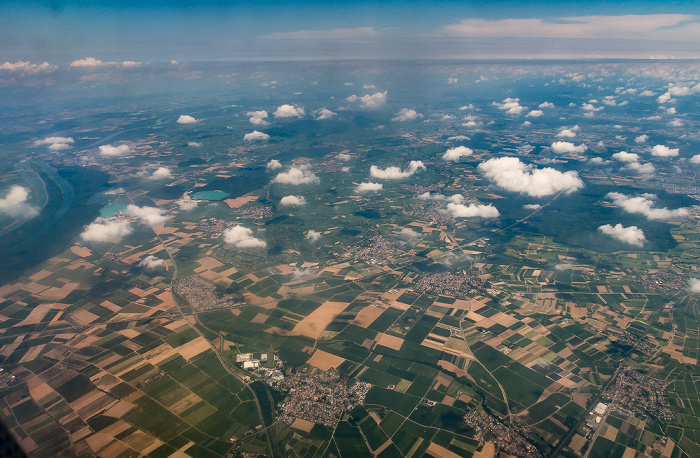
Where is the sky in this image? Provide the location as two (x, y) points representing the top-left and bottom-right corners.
(1, 0), (700, 64)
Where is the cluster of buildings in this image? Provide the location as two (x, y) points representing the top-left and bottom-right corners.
(275, 371), (371, 427)
(196, 218), (238, 237)
(463, 409), (541, 458)
(640, 270), (688, 292)
(175, 275), (239, 310)
(345, 235), (398, 265)
(238, 206), (272, 219)
(414, 271), (486, 298)
(603, 367), (673, 421)
(406, 205), (454, 224)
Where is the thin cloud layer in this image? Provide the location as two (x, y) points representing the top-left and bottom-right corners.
(273, 104), (305, 118)
(80, 219), (132, 242)
(223, 226), (266, 248)
(346, 91), (387, 109)
(478, 157), (584, 197)
(606, 192), (689, 220)
(598, 223), (646, 247)
(370, 161), (425, 179)
(273, 166), (319, 185)
(99, 144), (132, 157)
(0, 186), (39, 218)
(443, 146), (473, 161)
(244, 131), (270, 141)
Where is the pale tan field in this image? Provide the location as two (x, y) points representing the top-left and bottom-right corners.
(291, 418), (315, 433)
(292, 301), (349, 339)
(224, 195), (258, 208)
(376, 333), (404, 351)
(426, 442), (464, 458)
(176, 337), (210, 360)
(351, 304), (384, 327)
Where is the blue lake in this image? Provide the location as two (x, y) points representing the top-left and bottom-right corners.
(100, 204), (128, 217)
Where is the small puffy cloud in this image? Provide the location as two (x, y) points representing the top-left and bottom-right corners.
(267, 159), (283, 170)
(247, 110), (269, 125)
(179, 200), (197, 211)
(306, 230), (322, 242)
(626, 161), (656, 175)
(177, 115), (197, 124)
(33, 136), (74, 151)
(139, 255), (165, 269)
(124, 205), (170, 226)
(689, 278), (700, 293)
(313, 108), (337, 120)
(598, 223), (646, 247)
(493, 97), (526, 115)
(0, 61), (57, 75)
(589, 157), (607, 165)
(70, 57), (103, 67)
(556, 126), (579, 138)
(522, 121), (532, 127)
(690, 155), (700, 164)
(612, 151), (639, 163)
(607, 192), (688, 220)
(447, 77), (458, 84)
(346, 91), (387, 109)
(524, 203), (541, 210)
(363, 84), (376, 89)
(478, 157), (584, 197)
(336, 153), (352, 161)
(223, 226), (266, 248)
(551, 141), (587, 154)
(0, 186), (39, 217)
(122, 61), (143, 68)
(539, 101), (554, 108)
(273, 104), (305, 118)
(392, 108), (423, 122)
(582, 103), (604, 112)
(657, 83), (700, 104)
(244, 130), (270, 141)
(355, 182), (382, 193)
(442, 202), (500, 218)
(526, 110), (544, 118)
(651, 144), (679, 157)
(639, 90), (656, 96)
(448, 135), (470, 141)
(370, 161), (425, 179)
(634, 134), (649, 144)
(273, 166), (319, 185)
(341, 166), (351, 172)
(149, 167), (172, 180)
(399, 228), (421, 239)
(188, 141), (201, 147)
(99, 144), (132, 157)
(417, 192), (446, 200)
(442, 146), (473, 161)
(80, 219), (132, 242)
(669, 118), (684, 127)
(280, 195), (306, 206)
(459, 104), (474, 110)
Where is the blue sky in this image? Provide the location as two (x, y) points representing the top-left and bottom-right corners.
(1, 0), (700, 64)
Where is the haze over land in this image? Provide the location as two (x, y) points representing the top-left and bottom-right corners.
(1, 1), (700, 458)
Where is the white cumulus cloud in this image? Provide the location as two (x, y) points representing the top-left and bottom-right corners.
(607, 192), (688, 220)
(651, 144), (679, 157)
(634, 134), (649, 144)
(273, 166), (319, 185)
(273, 104), (305, 118)
(306, 230), (322, 242)
(598, 223), (646, 246)
(139, 255), (165, 269)
(526, 110), (544, 118)
(689, 278), (700, 293)
(612, 151), (639, 163)
(188, 141), (201, 147)
(524, 203), (541, 210)
(346, 91), (387, 109)
(493, 97), (526, 115)
(539, 101), (554, 108)
(99, 144), (132, 157)
(0, 186), (39, 217)
(125, 205), (170, 226)
(551, 141), (587, 154)
(247, 110), (269, 125)
(441, 203), (500, 218)
(443, 146), (473, 161)
(149, 167), (172, 180)
(80, 219), (132, 242)
(392, 108), (423, 122)
(70, 57), (103, 67)
(370, 161), (425, 179)
(176, 115), (197, 124)
(280, 195), (306, 206)
(267, 159), (283, 170)
(478, 156), (584, 197)
(336, 153), (352, 161)
(690, 155), (700, 164)
(223, 226), (266, 248)
(355, 182), (382, 193)
(33, 136), (75, 151)
(0, 60), (57, 75)
(244, 131), (270, 141)
(313, 108), (337, 120)
(556, 126), (579, 138)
